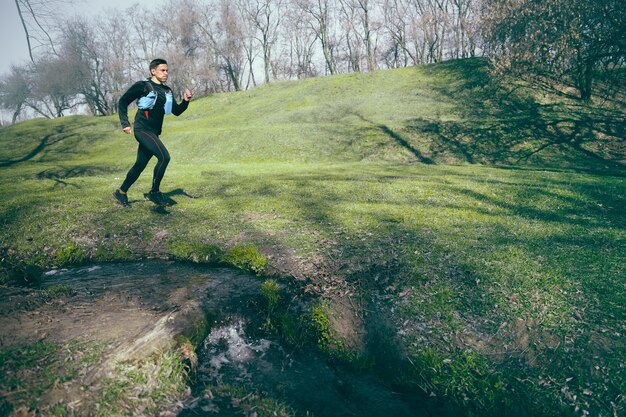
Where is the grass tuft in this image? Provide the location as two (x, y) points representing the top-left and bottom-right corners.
(222, 245), (267, 275)
(168, 241), (222, 263)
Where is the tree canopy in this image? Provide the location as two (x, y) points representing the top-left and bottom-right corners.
(1, 0), (624, 122)
(482, 0), (626, 99)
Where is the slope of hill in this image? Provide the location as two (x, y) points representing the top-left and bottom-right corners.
(0, 59), (624, 417)
(1, 58), (623, 170)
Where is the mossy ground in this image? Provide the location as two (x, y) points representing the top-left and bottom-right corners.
(1, 58), (624, 416)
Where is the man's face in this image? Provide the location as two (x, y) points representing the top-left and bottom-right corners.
(151, 64), (168, 83)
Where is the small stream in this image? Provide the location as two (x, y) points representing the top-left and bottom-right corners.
(40, 262), (433, 417)
(184, 315), (428, 417)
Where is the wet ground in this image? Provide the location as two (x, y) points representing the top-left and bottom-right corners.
(0, 261), (432, 416)
(182, 315), (427, 417)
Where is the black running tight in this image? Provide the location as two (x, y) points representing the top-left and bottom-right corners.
(120, 130), (170, 193)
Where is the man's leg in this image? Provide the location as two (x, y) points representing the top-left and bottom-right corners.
(120, 140), (153, 193)
(132, 130), (171, 193)
(114, 138), (153, 206)
(129, 130), (171, 205)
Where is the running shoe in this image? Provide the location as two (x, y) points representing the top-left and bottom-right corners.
(146, 190), (169, 206)
(113, 189), (130, 207)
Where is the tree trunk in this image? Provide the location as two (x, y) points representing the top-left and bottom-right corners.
(263, 35), (271, 84)
(575, 47), (594, 101)
(225, 61), (241, 91)
(320, 29), (336, 75)
(12, 106), (22, 124)
(360, 1), (375, 71)
(579, 59), (593, 100)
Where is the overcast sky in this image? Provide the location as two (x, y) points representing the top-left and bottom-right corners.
(0, 0), (155, 75)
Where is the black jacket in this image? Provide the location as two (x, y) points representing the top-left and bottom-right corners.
(118, 79), (189, 135)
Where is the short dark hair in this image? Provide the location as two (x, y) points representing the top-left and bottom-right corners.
(149, 58), (167, 71)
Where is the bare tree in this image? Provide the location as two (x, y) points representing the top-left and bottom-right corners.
(60, 17), (113, 115)
(450, 0), (474, 58)
(381, 0), (417, 67)
(239, 0), (284, 84)
(29, 57), (82, 118)
(279, 1), (318, 79)
(128, 4), (166, 75)
(356, 0), (377, 71)
(338, 0), (379, 72)
(221, 0), (247, 91)
(14, 0), (65, 62)
(157, 0), (206, 96)
(235, 2), (261, 89)
(0, 64), (32, 124)
(338, 0), (363, 72)
(95, 9), (134, 113)
(295, 0), (338, 75)
(420, 0), (450, 63)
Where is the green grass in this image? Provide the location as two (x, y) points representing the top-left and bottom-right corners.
(0, 340), (107, 415)
(95, 350), (189, 417)
(0, 58), (624, 416)
(198, 384), (294, 417)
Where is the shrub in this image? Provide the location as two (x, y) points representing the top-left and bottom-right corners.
(223, 245), (267, 275)
(55, 242), (85, 266)
(168, 241), (221, 263)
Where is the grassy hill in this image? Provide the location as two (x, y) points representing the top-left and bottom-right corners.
(0, 58), (624, 416)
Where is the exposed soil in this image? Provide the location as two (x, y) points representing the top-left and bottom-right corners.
(0, 261), (428, 417)
(0, 262), (261, 415)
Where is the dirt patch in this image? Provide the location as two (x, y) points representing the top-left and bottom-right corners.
(454, 318), (562, 366)
(326, 293), (366, 353)
(259, 244), (367, 354)
(240, 211), (281, 222)
(1, 267), (205, 353)
(148, 229), (170, 252)
(0, 262), (262, 415)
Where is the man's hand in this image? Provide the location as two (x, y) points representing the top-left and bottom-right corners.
(183, 88), (193, 101)
(123, 127), (132, 134)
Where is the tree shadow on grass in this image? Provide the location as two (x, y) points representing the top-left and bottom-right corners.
(198, 169), (618, 415)
(409, 59), (626, 174)
(0, 125), (81, 168)
(353, 113), (435, 164)
(35, 166), (120, 189)
(151, 205), (171, 215)
(0, 133), (59, 168)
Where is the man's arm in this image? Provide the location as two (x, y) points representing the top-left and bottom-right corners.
(118, 82), (145, 131)
(172, 88), (193, 116)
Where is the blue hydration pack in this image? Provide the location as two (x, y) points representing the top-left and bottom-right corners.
(137, 81), (174, 114)
(164, 92), (173, 114)
(137, 81), (157, 110)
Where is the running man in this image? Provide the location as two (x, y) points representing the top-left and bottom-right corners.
(113, 58), (193, 207)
